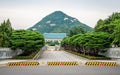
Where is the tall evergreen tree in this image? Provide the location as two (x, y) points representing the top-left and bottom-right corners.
(0, 19), (13, 47)
(111, 19), (120, 46)
(94, 12), (120, 34)
(68, 26), (86, 36)
(94, 12), (120, 47)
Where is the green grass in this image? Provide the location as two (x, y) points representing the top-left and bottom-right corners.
(12, 50), (39, 59)
(65, 50), (111, 60)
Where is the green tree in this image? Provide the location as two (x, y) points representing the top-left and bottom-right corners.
(0, 32), (3, 46)
(68, 26), (86, 36)
(46, 40), (60, 46)
(10, 30), (45, 55)
(83, 32), (110, 55)
(94, 12), (120, 34)
(94, 19), (104, 32)
(94, 12), (120, 47)
(111, 19), (120, 46)
(0, 19), (13, 47)
(61, 32), (111, 56)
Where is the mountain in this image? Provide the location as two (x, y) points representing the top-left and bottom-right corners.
(28, 11), (92, 33)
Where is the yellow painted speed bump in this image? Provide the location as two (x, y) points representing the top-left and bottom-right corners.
(85, 62), (118, 67)
(7, 62), (39, 66)
(47, 61), (78, 66)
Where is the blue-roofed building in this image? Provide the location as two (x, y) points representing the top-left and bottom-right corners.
(43, 33), (66, 43)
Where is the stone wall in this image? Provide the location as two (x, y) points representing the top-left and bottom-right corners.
(107, 47), (120, 58)
(0, 48), (22, 59)
(99, 47), (120, 58)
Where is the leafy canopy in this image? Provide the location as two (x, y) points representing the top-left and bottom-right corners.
(94, 12), (120, 47)
(10, 30), (45, 55)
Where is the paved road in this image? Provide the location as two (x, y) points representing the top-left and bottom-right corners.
(0, 66), (120, 75)
(0, 50), (119, 75)
(38, 50), (87, 62)
(37, 50), (88, 65)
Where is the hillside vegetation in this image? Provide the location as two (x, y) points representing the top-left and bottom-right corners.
(29, 11), (92, 34)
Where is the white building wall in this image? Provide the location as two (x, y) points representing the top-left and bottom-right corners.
(45, 38), (62, 43)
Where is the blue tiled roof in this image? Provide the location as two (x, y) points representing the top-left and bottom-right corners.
(44, 33), (66, 39)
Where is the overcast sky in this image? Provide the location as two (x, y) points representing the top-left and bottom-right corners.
(0, 0), (120, 29)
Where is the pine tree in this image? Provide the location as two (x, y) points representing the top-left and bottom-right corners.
(0, 19), (13, 47)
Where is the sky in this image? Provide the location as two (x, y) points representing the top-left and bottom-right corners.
(0, 0), (120, 29)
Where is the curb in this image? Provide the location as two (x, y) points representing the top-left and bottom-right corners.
(33, 50), (44, 60)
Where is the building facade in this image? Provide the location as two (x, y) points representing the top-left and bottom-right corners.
(43, 33), (66, 43)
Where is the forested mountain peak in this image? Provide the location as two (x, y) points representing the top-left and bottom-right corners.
(28, 11), (92, 33)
